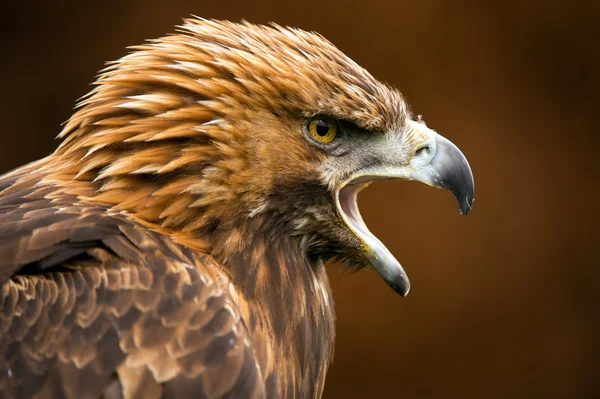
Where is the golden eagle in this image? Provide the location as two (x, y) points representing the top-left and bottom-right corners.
(0, 18), (474, 398)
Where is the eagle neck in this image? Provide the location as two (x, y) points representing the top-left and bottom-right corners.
(219, 233), (335, 398)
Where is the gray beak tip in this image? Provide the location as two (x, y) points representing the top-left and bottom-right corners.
(431, 135), (475, 216)
(460, 196), (474, 216)
(389, 276), (411, 297)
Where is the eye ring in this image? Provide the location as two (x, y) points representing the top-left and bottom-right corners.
(307, 116), (338, 143)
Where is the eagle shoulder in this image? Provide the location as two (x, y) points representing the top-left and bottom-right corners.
(0, 166), (266, 399)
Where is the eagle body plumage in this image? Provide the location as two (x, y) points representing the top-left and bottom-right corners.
(0, 161), (332, 398)
(0, 18), (473, 398)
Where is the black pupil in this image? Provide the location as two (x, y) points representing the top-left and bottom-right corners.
(315, 120), (330, 136)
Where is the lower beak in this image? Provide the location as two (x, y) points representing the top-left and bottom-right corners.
(337, 131), (474, 297)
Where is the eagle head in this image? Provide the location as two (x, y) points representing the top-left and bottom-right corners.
(56, 18), (474, 297)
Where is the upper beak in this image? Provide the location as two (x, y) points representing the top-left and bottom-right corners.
(336, 122), (474, 297)
(411, 133), (474, 215)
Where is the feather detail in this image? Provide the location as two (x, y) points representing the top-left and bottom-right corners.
(0, 17), (412, 398)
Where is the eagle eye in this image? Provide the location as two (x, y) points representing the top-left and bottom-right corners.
(307, 116), (338, 143)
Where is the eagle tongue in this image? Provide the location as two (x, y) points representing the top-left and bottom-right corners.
(339, 183), (410, 296)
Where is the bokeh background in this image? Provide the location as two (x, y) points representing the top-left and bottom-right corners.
(1, 1), (598, 397)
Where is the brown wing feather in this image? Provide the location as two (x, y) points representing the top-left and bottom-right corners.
(0, 168), (266, 399)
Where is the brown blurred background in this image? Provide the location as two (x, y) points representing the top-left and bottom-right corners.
(1, 0), (599, 397)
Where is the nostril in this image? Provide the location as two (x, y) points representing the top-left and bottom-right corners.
(415, 146), (431, 158)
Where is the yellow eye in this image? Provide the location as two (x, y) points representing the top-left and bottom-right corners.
(307, 116), (338, 143)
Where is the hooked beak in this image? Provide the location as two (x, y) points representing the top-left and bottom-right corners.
(335, 122), (474, 296)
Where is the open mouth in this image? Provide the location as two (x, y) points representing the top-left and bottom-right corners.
(335, 176), (412, 296)
(333, 132), (475, 297)
(337, 181), (372, 241)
